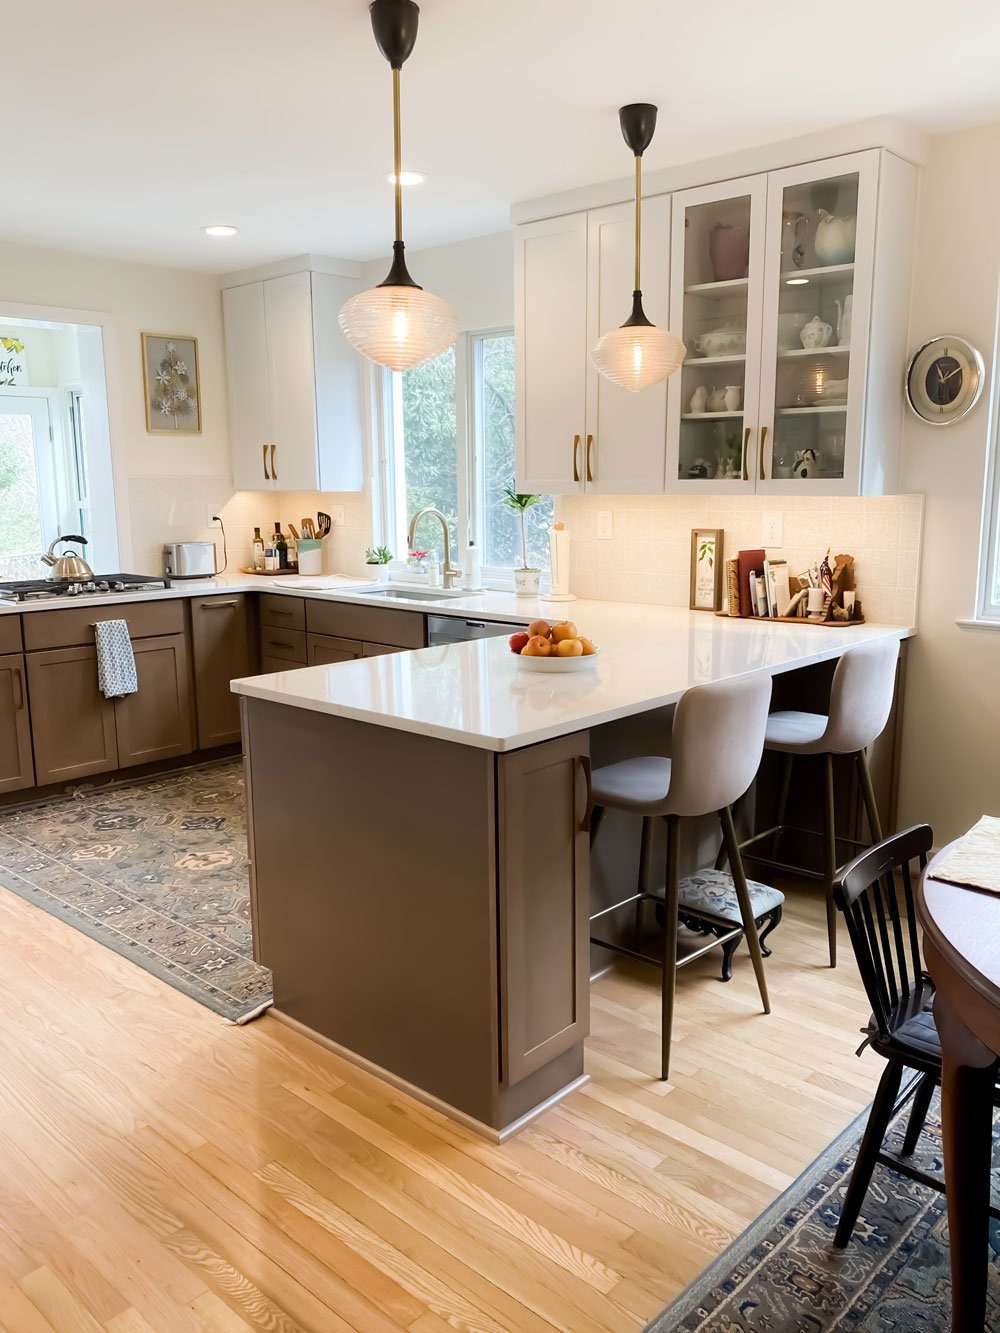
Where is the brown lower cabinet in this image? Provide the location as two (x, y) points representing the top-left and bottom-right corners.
(114, 634), (193, 767)
(0, 654), (34, 793)
(190, 594), (251, 748)
(307, 633), (360, 666)
(26, 645), (119, 783)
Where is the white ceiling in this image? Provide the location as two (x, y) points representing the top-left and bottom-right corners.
(7, 0), (1000, 273)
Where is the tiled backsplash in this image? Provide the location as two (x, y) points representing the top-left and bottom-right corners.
(557, 493), (923, 626)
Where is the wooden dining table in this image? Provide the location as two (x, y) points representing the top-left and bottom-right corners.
(919, 840), (1000, 1332)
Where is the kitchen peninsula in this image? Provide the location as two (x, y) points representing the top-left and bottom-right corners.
(232, 607), (912, 1138)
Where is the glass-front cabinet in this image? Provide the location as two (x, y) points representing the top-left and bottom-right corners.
(665, 150), (898, 496)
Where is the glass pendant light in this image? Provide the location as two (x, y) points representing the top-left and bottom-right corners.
(339, 0), (458, 372)
(591, 104), (685, 392)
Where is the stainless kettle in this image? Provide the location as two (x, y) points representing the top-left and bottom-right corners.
(41, 535), (95, 582)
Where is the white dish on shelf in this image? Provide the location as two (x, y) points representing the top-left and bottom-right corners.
(515, 649), (601, 673)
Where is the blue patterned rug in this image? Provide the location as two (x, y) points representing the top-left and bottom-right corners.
(649, 1088), (999, 1331)
(0, 761), (272, 1022)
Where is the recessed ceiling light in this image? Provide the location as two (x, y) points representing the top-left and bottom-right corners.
(385, 171), (425, 186)
(201, 224), (240, 237)
(785, 276), (810, 286)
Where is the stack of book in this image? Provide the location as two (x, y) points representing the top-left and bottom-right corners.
(725, 548), (793, 618)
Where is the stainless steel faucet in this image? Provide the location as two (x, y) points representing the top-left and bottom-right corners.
(407, 508), (462, 589)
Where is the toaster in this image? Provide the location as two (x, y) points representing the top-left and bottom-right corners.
(162, 541), (218, 580)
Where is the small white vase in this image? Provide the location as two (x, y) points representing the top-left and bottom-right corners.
(514, 567), (541, 597)
(366, 564), (390, 583)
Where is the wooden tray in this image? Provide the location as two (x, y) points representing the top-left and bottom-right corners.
(239, 566), (300, 576)
(715, 611), (865, 626)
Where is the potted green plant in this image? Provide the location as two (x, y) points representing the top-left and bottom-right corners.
(501, 483), (543, 597)
(364, 545), (393, 582)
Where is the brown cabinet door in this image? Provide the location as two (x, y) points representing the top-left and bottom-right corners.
(498, 733), (591, 1086)
(0, 654), (33, 793)
(362, 642), (404, 658)
(114, 634), (193, 768)
(26, 646), (118, 784)
(259, 655), (308, 675)
(307, 633), (362, 666)
(190, 595), (250, 748)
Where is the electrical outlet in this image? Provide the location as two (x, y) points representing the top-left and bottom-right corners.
(597, 511), (614, 541)
(762, 511), (783, 546)
(330, 505), (346, 527)
(205, 504), (224, 527)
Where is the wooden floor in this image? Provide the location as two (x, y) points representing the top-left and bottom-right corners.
(0, 881), (878, 1332)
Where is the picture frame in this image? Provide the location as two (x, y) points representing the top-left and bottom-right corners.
(141, 333), (202, 434)
(690, 528), (723, 611)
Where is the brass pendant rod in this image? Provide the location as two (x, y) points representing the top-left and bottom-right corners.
(393, 66), (403, 245)
(634, 154), (641, 291)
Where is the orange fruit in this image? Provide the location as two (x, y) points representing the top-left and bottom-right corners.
(578, 637), (597, 656)
(528, 619), (551, 639)
(522, 635), (552, 657)
(556, 638), (584, 657)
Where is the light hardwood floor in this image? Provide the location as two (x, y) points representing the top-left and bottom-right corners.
(0, 882), (878, 1332)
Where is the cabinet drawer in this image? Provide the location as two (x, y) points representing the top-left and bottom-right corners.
(259, 593), (305, 631)
(305, 600), (425, 649)
(363, 642), (405, 657)
(259, 627), (306, 663)
(0, 616), (22, 655)
(307, 633), (361, 666)
(23, 599), (185, 651)
(259, 654), (308, 675)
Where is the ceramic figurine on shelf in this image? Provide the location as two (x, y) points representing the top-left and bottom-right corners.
(689, 385), (708, 414)
(724, 457), (736, 479)
(724, 384), (742, 411)
(688, 457), (711, 479)
(714, 456), (726, 479)
(820, 549), (833, 600)
(708, 386), (727, 412)
(792, 448), (819, 478)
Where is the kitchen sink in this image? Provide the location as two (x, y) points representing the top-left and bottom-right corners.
(354, 586), (472, 602)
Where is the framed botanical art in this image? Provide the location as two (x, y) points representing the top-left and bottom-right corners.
(690, 528), (723, 611)
(141, 333), (202, 433)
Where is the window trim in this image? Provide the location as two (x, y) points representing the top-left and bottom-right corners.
(975, 282), (1000, 621)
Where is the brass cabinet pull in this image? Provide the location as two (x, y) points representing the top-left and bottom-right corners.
(758, 426), (768, 481)
(741, 427), (751, 481)
(572, 434), (581, 483)
(203, 599), (240, 609)
(268, 607), (294, 617)
(267, 640), (294, 651)
(576, 754), (593, 833)
(270, 444), (278, 481)
(11, 666), (23, 711)
(262, 444), (270, 481)
(585, 434), (594, 483)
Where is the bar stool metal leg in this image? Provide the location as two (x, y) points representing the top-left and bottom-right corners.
(635, 816), (652, 947)
(661, 814), (680, 1081)
(719, 804), (771, 1015)
(823, 753), (838, 967)
(856, 748), (884, 843)
(772, 752), (793, 860)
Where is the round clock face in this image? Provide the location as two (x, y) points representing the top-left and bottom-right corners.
(907, 336), (984, 424)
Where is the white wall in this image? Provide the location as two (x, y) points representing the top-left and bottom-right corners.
(897, 122), (1000, 842)
(0, 240), (230, 573)
(362, 231), (514, 332)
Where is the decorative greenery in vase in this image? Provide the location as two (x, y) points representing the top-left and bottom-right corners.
(501, 483), (543, 571)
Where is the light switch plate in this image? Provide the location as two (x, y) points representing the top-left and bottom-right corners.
(330, 505), (346, 527)
(597, 511), (614, 540)
(762, 511), (783, 546)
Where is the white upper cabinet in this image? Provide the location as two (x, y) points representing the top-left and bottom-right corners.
(222, 268), (364, 493)
(515, 214), (588, 494)
(515, 198), (671, 495)
(516, 146), (916, 498)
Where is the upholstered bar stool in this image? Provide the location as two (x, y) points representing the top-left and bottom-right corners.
(589, 673), (775, 1080)
(737, 638), (900, 968)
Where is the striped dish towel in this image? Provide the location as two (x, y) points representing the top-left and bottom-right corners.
(94, 619), (138, 698)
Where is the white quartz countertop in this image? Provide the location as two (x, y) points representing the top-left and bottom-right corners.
(0, 571), (543, 624)
(231, 602), (914, 753)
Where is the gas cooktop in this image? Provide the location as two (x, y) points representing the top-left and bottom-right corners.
(0, 574), (169, 603)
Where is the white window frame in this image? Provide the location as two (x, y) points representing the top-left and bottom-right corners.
(975, 287), (1000, 622)
(374, 328), (536, 591)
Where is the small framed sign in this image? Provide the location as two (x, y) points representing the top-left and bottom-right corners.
(690, 528), (723, 611)
(0, 334), (27, 386)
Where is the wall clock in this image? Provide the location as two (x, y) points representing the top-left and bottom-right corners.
(905, 335), (984, 425)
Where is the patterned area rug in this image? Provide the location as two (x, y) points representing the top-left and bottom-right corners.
(0, 761), (272, 1022)
(649, 1089), (999, 1331)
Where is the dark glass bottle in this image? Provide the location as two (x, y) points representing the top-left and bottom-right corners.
(275, 522), (288, 570)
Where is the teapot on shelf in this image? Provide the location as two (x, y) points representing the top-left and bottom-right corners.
(800, 316), (834, 350)
(814, 209), (857, 266)
(835, 295), (853, 346)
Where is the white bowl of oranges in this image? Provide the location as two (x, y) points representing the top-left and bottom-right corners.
(509, 620), (599, 672)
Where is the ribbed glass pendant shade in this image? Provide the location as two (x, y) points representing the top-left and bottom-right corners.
(590, 322), (686, 392)
(339, 283), (459, 372)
